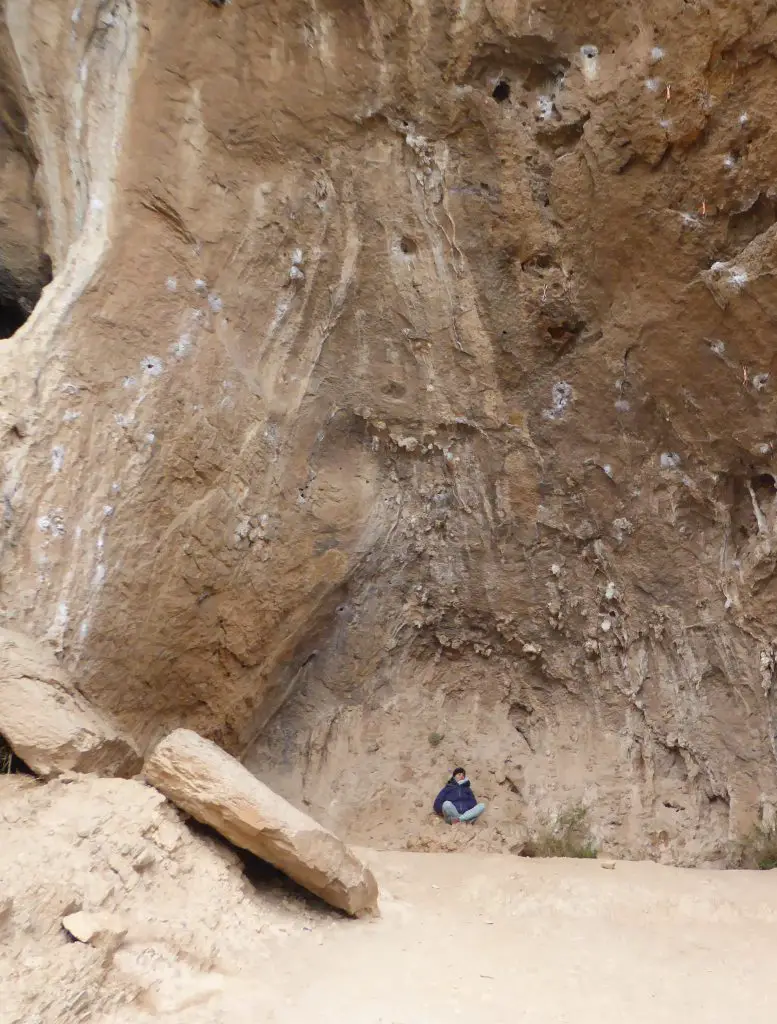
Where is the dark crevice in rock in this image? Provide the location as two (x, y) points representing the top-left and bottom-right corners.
(0, 26), (52, 338)
(0, 733), (32, 774)
(492, 79), (511, 103)
(726, 193), (777, 252)
(0, 253), (52, 338)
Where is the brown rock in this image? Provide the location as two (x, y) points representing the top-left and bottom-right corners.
(0, 0), (776, 866)
(143, 729), (378, 917)
(0, 628), (140, 778)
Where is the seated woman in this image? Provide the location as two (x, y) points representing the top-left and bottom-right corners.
(433, 767), (486, 824)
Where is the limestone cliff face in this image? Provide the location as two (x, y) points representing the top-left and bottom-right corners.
(2, 0), (777, 862)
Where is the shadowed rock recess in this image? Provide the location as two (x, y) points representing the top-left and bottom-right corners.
(0, 19), (50, 337)
(2, 0), (777, 865)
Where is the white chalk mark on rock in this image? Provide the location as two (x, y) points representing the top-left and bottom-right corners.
(543, 381), (573, 420)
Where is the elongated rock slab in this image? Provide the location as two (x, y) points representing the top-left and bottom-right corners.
(143, 728), (378, 916)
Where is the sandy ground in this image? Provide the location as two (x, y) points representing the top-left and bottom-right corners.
(263, 851), (777, 1024)
(3, 776), (777, 1023)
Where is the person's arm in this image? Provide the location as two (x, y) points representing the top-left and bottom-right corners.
(433, 786), (449, 815)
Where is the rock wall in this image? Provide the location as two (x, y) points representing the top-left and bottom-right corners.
(3, 0), (777, 862)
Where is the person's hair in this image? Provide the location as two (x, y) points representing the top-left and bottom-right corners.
(452, 767), (466, 777)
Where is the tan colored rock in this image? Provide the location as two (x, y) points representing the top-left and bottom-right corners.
(62, 910), (127, 950)
(143, 729), (378, 917)
(0, 628), (140, 778)
(1, 0), (777, 866)
(0, 895), (12, 939)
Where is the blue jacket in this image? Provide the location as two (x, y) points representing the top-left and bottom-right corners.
(433, 779), (477, 816)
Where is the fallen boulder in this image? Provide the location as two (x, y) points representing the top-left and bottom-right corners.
(143, 728), (379, 917)
(0, 627), (141, 778)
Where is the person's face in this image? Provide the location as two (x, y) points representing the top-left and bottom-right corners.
(454, 771), (465, 782)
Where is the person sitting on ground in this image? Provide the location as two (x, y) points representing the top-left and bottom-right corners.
(433, 767), (486, 825)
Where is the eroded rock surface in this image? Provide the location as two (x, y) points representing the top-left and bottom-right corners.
(144, 728), (378, 915)
(0, 0), (776, 860)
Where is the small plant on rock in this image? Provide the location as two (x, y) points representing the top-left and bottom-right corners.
(522, 803), (598, 859)
(428, 731), (445, 748)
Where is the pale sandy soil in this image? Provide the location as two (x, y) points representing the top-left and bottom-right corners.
(2, 776), (776, 1023)
(263, 851), (777, 1024)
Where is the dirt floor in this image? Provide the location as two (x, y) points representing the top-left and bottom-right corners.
(263, 851), (777, 1024)
(2, 775), (776, 1023)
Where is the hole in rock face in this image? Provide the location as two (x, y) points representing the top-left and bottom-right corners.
(0, 251), (52, 338)
(492, 79), (511, 102)
(0, 734), (32, 774)
(399, 236), (417, 255)
(0, 295), (29, 337)
(752, 472), (775, 493)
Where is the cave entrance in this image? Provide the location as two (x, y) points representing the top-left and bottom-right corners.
(0, 294), (33, 337)
(0, 254), (52, 339)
